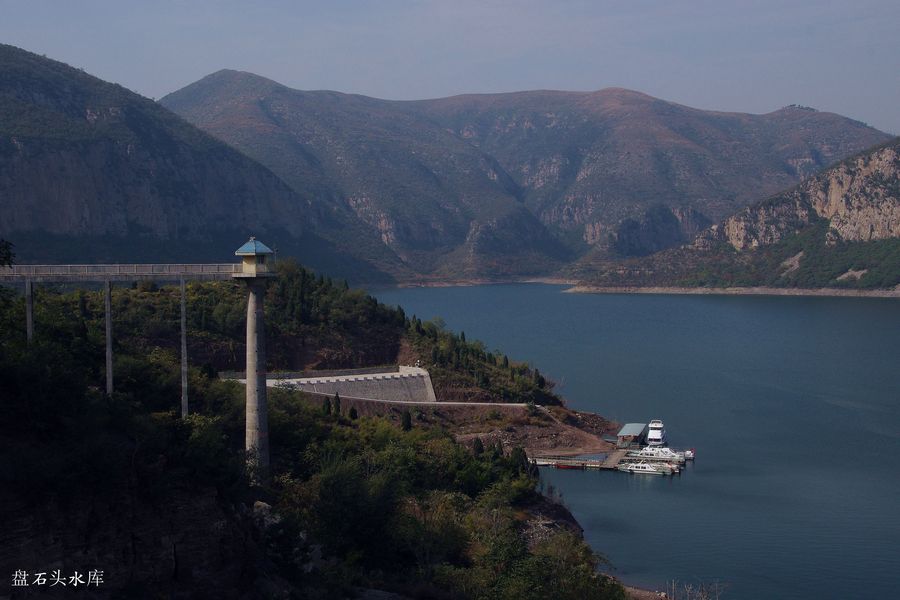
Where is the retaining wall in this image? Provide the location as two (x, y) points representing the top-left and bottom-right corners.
(268, 366), (437, 403)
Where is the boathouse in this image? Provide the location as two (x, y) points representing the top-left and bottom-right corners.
(616, 423), (646, 448)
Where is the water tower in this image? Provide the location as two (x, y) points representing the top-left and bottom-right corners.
(233, 237), (276, 483)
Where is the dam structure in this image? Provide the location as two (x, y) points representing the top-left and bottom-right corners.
(230, 365), (438, 404)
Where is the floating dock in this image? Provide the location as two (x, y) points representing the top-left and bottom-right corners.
(530, 448), (693, 473)
(530, 449), (629, 470)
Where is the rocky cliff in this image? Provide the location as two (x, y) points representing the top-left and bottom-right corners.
(575, 137), (900, 289)
(707, 139), (900, 250)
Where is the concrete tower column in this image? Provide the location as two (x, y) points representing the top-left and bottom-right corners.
(180, 278), (189, 418)
(24, 279), (33, 344)
(233, 236), (276, 485)
(104, 280), (113, 396)
(245, 280), (270, 483)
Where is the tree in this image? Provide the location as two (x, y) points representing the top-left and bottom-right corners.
(333, 392), (341, 416)
(533, 368), (546, 388)
(401, 409), (412, 431)
(0, 239), (13, 267)
(349, 406), (359, 420)
(473, 437), (484, 457)
(322, 396), (332, 416)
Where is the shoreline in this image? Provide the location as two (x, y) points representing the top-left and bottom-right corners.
(566, 284), (900, 298)
(393, 276), (578, 288)
(385, 278), (899, 298)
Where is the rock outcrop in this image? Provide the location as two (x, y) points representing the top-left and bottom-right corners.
(706, 140), (900, 251)
(576, 137), (900, 289)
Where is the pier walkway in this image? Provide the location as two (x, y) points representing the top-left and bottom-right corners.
(530, 449), (628, 470)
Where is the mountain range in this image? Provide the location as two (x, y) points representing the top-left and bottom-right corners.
(161, 69), (889, 279)
(1, 43), (895, 285)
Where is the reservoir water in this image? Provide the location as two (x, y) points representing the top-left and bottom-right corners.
(373, 284), (900, 600)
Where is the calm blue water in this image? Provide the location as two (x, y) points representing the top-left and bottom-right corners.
(373, 284), (900, 600)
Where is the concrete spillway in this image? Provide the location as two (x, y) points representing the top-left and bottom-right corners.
(268, 366), (437, 403)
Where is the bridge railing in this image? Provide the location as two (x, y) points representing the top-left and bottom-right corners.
(0, 263), (241, 282)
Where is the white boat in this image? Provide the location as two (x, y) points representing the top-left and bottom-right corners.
(627, 446), (685, 463)
(684, 448), (695, 460)
(647, 419), (667, 446)
(616, 461), (669, 476)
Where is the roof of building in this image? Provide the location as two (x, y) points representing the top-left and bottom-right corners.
(617, 423), (647, 437)
(235, 237), (274, 256)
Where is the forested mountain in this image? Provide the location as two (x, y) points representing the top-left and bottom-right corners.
(0, 44), (393, 280)
(163, 70), (889, 273)
(573, 137), (900, 289)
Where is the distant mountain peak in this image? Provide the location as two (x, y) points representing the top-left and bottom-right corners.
(161, 68), (890, 278)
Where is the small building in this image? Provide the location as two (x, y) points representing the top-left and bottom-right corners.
(233, 237), (275, 278)
(616, 423), (646, 448)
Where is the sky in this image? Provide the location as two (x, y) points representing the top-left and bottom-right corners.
(2, 0), (899, 133)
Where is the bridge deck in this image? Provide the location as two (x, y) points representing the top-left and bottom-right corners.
(0, 263), (240, 282)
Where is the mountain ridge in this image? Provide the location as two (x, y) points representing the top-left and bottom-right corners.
(163, 69), (573, 279)
(0, 44), (395, 279)
(163, 70), (890, 277)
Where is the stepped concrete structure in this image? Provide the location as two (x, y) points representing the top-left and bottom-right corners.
(269, 366), (437, 403)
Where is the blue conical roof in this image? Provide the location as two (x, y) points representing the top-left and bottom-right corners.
(235, 237), (274, 256)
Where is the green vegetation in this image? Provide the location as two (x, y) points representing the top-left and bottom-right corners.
(0, 262), (622, 598)
(581, 220), (900, 291)
(407, 314), (561, 405)
(670, 222), (900, 289)
(0, 238), (11, 266)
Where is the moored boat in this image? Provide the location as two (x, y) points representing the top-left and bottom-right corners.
(616, 461), (669, 476)
(647, 419), (667, 446)
(627, 446), (685, 463)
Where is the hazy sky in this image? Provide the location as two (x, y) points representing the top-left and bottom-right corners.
(2, 0), (899, 133)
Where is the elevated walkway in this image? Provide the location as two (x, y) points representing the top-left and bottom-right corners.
(0, 263), (239, 282)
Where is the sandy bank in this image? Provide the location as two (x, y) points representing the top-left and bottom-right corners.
(566, 285), (900, 298)
(392, 276), (577, 288)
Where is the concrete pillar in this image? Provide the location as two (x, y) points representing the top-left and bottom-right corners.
(180, 278), (188, 418)
(245, 281), (270, 483)
(104, 280), (113, 396)
(24, 279), (33, 344)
